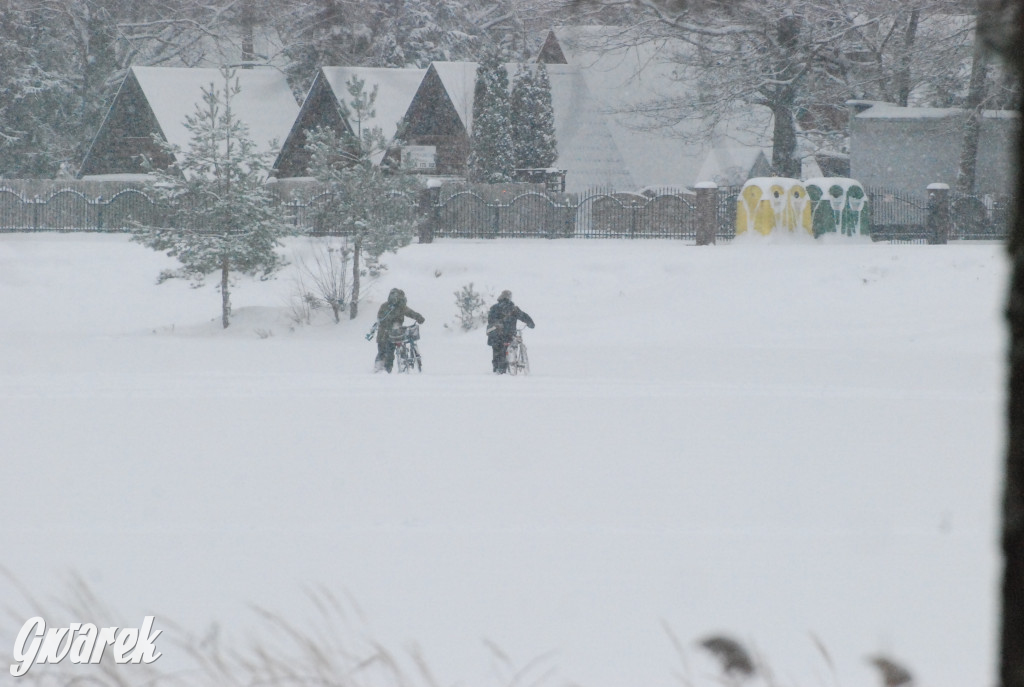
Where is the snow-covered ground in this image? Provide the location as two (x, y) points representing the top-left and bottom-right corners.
(0, 232), (1007, 687)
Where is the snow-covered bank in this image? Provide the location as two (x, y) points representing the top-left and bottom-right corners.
(0, 233), (1007, 686)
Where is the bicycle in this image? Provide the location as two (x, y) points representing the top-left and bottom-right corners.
(390, 322), (423, 373)
(505, 325), (530, 375)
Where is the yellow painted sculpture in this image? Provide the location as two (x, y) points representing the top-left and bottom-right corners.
(736, 177), (813, 235)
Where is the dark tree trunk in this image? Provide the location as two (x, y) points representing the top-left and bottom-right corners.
(770, 14), (802, 178)
(241, 0), (255, 66)
(349, 239), (360, 320)
(771, 94), (801, 178)
(221, 259), (231, 328)
(895, 9), (919, 107)
(958, 37), (989, 194)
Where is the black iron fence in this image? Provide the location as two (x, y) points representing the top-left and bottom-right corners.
(866, 186), (1011, 243)
(429, 188), (706, 240)
(0, 181), (1010, 243)
(0, 186), (167, 232)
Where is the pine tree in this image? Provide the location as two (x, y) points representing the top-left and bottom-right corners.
(510, 63), (557, 171)
(467, 53), (514, 183)
(131, 68), (294, 329)
(305, 76), (420, 320)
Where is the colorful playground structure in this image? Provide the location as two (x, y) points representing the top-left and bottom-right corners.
(736, 177), (870, 237)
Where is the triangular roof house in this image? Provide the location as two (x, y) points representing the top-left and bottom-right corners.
(79, 66), (298, 178)
(537, 26), (772, 190)
(399, 60), (634, 191)
(274, 66), (426, 177)
(398, 62), (477, 177)
(695, 147), (772, 188)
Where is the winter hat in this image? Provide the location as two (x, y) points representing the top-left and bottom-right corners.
(499, 290), (512, 301)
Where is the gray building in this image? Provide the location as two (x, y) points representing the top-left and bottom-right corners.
(849, 100), (1018, 196)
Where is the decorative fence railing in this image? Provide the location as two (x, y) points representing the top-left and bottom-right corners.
(429, 188), (708, 240)
(0, 187), (167, 232)
(867, 186), (1012, 243)
(0, 182), (1011, 243)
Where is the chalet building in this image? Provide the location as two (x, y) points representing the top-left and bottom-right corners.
(848, 100), (1019, 196)
(395, 60), (634, 191)
(79, 66), (298, 178)
(274, 66), (426, 178)
(398, 62), (477, 177)
(274, 59), (634, 192)
(536, 27), (772, 190)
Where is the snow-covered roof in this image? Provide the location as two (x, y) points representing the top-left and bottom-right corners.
(854, 102), (1019, 120)
(429, 62), (478, 132)
(539, 26), (773, 190)
(79, 173), (155, 182)
(131, 66), (298, 160)
(696, 147), (770, 188)
(425, 60), (634, 192)
(320, 66), (426, 141)
(543, 64), (635, 191)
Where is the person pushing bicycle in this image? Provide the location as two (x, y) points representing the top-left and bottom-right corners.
(371, 288), (424, 373)
(486, 290), (534, 374)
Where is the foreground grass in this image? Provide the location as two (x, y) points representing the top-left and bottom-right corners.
(2, 572), (913, 687)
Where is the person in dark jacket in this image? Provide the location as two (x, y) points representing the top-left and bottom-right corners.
(486, 290), (534, 374)
(375, 288), (424, 373)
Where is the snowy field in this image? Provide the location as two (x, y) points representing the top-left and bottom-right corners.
(0, 232), (1008, 687)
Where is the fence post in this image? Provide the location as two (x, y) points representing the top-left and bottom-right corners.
(418, 185), (438, 243)
(563, 203), (576, 238)
(96, 196), (104, 231)
(927, 183), (951, 244)
(695, 182), (718, 245)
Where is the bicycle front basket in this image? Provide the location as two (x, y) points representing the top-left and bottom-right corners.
(390, 322), (420, 342)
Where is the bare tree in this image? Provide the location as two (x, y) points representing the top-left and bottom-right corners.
(567, 0), (983, 176)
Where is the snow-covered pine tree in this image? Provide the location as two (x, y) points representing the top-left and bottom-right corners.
(510, 62), (557, 171)
(304, 76), (420, 320)
(131, 68), (294, 329)
(467, 53), (514, 183)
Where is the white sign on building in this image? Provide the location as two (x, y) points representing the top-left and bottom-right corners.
(402, 146), (437, 171)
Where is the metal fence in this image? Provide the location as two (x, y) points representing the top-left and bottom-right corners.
(0, 182), (1011, 243)
(0, 186), (419, 236)
(866, 186), (1011, 243)
(0, 187), (167, 232)
(430, 188), (706, 240)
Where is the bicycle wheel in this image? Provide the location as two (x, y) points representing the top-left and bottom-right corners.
(411, 343), (422, 372)
(395, 344), (411, 373)
(517, 342), (529, 375)
(506, 341), (521, 375)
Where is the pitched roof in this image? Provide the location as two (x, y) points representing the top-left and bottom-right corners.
(429, 62), (478, 132)
(424, 61), (634, 192)
(854, 102), (1019, 121)
(543, 64), (635, 191)
(538, 26), (771, 189)
(695, 147), (771, 188)
(130, 66), (298, 160)
(319, 66), (427, 142)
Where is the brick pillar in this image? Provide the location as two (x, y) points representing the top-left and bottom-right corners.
(927, 183), (951, 245)
(695, 182), (718, 246)
(418, 185), (439, 243)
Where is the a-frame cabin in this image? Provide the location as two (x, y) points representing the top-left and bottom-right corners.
(274, 66), (426, 177)
(79, 66), (298, 178)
